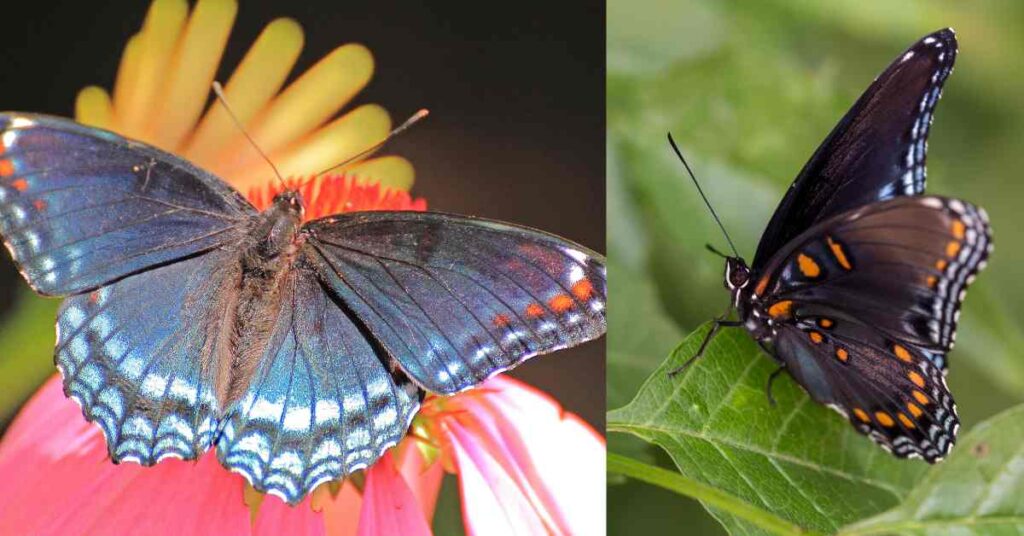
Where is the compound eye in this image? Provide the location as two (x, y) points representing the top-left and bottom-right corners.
(729, 265), (749, 288)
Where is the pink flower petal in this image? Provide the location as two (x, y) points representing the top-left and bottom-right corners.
(356, 451), (432, 536)
(439, 376), (605, 536)
(395, 441), (445, 520)
(0, 375), (251, 535)
(255, 495), (325, 536)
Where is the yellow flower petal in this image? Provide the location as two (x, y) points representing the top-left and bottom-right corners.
(345, 156), (415, 191)
(183, 17), (304, 169)
(212, 44), (374, 177)
(74, 87), (114, 129)
(115, 0), (189, 141)
(111, 34), (143, 127)
(146, 0), (238, 151)
(224, 104), (391, 190)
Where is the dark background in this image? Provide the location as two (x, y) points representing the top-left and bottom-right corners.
(0, 0), (605, 430)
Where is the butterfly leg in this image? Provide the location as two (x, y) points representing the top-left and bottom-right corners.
(764, 364), (787, 407)
(667, 316), (742, 378)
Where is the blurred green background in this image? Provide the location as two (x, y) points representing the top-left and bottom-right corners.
(608, 0), (1024, 533)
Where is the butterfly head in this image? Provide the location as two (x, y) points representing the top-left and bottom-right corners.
(272, 189), (305, 219)
(724, 256), (750, 291)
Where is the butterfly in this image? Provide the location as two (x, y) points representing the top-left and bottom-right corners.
(0, 112), (606, 503)
(671, 28), (991, 462)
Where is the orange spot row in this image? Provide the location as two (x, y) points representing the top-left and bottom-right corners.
(951, 220), (966, 240)
(571, 278), (593, 301)
(492, 314), (510, 328)
(767, 300), (793, 319)
(818, 318), (833, 329)
(907, 402), (923, 418)
(0, 160), (15, 178)
(808, 331), (823, 344)
(875, 412), (895, 427)
(797, 253), (821, 278)
(898, 413), (915, 429)
(908, 371), (926, 388)
(754, 275), (770, 296)
(826, 236), (852, 270)
(11, 178), (28, 191)
(892, 344), (913, 363)
(835, 348), (849, 362)
(946, 241), (961, 258)
(854, 408), (871, 423)
(912, 390), (930, 405)
(33, 199), (47, 211)
(936, 259), (947, 270)
(525, 303), (545, 318)
(548, 294), (575, 313)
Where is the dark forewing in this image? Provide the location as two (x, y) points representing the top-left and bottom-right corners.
(304, 211), (606, 394)
(0, 113), (254, 295)
(215, 266), (421, 504)
(55, 250), (239, 465)
(752, 29), (957, 269)
(775, 320), (957, 462)
(756, 196), (990, 368)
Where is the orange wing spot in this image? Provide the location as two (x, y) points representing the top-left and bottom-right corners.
(571, 279), (593, 301)
(908, 371), (926, 388)
(926, 275), (938, 288)
(893, 344), (913, 363)
(492, 314), (511, 328)
(826, 236), (852, 270)
(875, 412), (895, 427)
(0, 160), (13, 177)
(33, 199), (47, 211)
(767, 300), (793, 319)
(818, 318), (833, 329)
(835, 348), (849, 362)
(88, 291), (100, 304)
(907, 402), (923, 418)
(754, 275), (770, 296)
(853, 408), (870, 423)
(797, 253), (821, 278)
(12, 178), (28, 191)
(898, 413), (915, 429)
(952, 220), (966, 240)
(912, 390), (930, 405)
(946, 241), (961, 258)
(525, 303), (545, 318)
(809, 331), (823, 344)
(548, 294), (574, 313)
(935, 259), (947, 270)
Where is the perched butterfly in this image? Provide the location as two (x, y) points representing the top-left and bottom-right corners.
(0, 112), (606, 503)
(671, 28), (991, 462)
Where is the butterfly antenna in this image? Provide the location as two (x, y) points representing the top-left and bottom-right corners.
(667, 132), (740, 258)
(211, 81), (287, 188)
(310, 108), (430, 180)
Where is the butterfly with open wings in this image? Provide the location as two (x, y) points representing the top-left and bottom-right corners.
(672, 28), (991, 462)
(0, 113), (606, 504)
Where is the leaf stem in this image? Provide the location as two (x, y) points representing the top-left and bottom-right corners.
(607, 452), (819, 536)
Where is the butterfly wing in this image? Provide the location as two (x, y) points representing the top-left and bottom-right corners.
(752, 29), (957, 270)
(303, 211), (606, 394)
(0, 113), (255, 295)
(774, 320), (957, 461)
(756, 195), (991, 368)
(215, 265), (421, 504)
(55, 250), (240, 464)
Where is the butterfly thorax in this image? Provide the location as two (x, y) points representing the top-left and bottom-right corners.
(219, 191), (307, 405)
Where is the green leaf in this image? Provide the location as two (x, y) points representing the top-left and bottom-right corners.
(842, 404), (1024, 535)
(608, 452), (814, 536)
(0, 290), (60, 424)
(608, 324), (927, 534)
